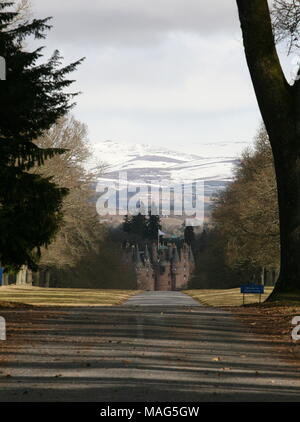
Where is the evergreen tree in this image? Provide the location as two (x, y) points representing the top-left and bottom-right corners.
(146, 212), (161, 241)
(0, 2), (83, 166)
(0, 2), (83, 270)
(122, 212), (149, 239)
(122, 215), (132, 234)
(130, 213), (147, 238)
(0, 172), (67, 270)
(184, 225), (195, 247)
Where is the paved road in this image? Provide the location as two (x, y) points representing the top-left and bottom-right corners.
(124, 291), (201, 307)
(0, 291), (300, 402)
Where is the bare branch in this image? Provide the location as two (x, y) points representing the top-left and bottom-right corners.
(271, 0), (300, 54)
(0, 0), (32, 28)
(31, 115), (104, 269)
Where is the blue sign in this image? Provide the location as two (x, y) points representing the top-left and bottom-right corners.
(0, 268), (3, 286)
(241, 284), (264, 294)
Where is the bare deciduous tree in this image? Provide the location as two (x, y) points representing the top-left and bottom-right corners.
(32, 115), (104, 269)
(213, 126), (280, 272)
(236, 0), (300, 296)
(271, 0), (300, 53)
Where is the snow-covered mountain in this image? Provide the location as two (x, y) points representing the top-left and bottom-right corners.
(89, 140), (246, 221)
(90, 140), (243, 182)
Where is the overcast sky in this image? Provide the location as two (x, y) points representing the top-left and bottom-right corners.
(30, 0), (276, 155)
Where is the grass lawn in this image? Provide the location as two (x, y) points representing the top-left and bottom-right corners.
(184, 287), (274, 307)
(0, 286), (140, 307)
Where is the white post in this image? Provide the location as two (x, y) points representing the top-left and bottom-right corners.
(0, 317), (6, 341)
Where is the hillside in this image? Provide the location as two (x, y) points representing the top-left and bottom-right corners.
(89, 140), (246, 223)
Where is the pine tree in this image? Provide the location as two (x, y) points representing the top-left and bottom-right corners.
(184, 226), (195, 247)
(122, 215), (132, 234)
(131, 213), (147, 238)
(0, 2), (83, 270)
(0, 2), (84, 167)
(0, 171), (68, 270)
(122, 213), (149, 239)
(146, 212), (161, 241)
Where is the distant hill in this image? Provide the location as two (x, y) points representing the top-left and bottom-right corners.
(88, 140), (245, 224)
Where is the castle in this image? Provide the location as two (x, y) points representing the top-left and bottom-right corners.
(123, 242), (195, 291)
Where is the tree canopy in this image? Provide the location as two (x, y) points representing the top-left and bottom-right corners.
(213, 125), (280, 272)
(236, 0), (300, 296)
(122, 212), (162, 242)
(0, 2), (83, 270)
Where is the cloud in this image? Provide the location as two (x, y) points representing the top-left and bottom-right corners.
(29, 0), (260, 152)
(32, 0), (240, 47)
(75, 34), (255, 113)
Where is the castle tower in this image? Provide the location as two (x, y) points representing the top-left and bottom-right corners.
(188, 246), (195, 274)
(144, 244), (150, 262)
(144, 244), (154, 290)
(167, 244), (174, 262)
(133, 245), (142, 268)
(156, 248), (172, 291)
(171, 245), (181, 290)
(183, 243), (190, 289)
(122, 240), (195, 292)
(134, 244), (155, 290)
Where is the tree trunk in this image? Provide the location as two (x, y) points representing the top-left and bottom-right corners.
(273, 150), (300, 293)
(236, 0), (300, 296)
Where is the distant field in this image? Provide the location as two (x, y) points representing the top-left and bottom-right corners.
(0, 286), (139, 307)
(184, 287), (273, 307)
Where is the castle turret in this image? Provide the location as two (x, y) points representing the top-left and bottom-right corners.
(170, 246), (181, 290)
(188, 246), (195, 273)
(134, 245), (143, 268)
(167, 244), (173, 261)
(144, 244), (150, 262)
(172, 245), (180, 264)
(134, 245), (154, 290)
(124, 241), (195, 292)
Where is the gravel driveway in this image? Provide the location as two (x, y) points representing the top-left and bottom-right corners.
(0, 291), (299, 402)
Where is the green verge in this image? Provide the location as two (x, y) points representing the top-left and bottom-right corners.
(183, 287), (273, 307)
(0, 286), (140, 307)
